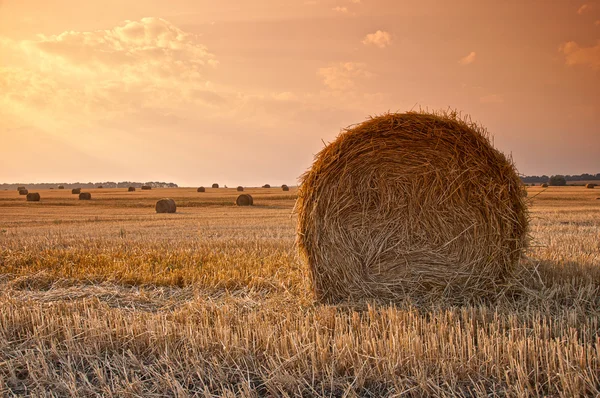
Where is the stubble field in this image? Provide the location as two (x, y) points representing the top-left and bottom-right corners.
(0, 186), (598, 397)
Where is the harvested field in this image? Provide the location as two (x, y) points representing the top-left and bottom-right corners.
(0, 186), (598, 397)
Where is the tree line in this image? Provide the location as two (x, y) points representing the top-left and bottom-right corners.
(0, 181), (179, 190)
(520, 173), (600, 184)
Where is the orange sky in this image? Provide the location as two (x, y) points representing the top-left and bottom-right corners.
(1, 0), (599, 186)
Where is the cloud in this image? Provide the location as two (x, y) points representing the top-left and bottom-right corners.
(333, 6), (348, 13)
(25, 17), (217, 80)
(559, 40), (600, 70)
(458, 51), (477, 65)
(318, 62), (372, 90)
(362, 30), (392, 48)
(577, 4), (589, 14)
(479, 94), (504, 104)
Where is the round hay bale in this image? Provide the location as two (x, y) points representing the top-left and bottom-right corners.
(58, 185), (65, 189)
(296, 111), (529, 303)
(97, 186), (103, 189)
(26, 192), (40, 202)
(156, 198), (176, 213)
(197, 187), (205, 192)
(282, 185), (290, 191)
(79, 192), (91, 200)
(237, 186), (244, 192)
(72, 188), (81, 194)
(128, 187), (136, 192)
(585, 184), (595, 189)
(541, 183), (549, 188)
(18, 189), (28, 195)
(141, 185), (152, 190)
(262, 184), (271, 188)
(212, 183), (219, 189)
(236, 194), (253, 206)
(17, 186), (25, 192)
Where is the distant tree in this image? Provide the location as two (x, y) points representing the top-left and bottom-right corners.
(549, 175), (567, 186)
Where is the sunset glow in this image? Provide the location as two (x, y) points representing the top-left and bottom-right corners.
(1, 0), (598, 185)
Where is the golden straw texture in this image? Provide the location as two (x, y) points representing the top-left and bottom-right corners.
(297, 111), (529, 303)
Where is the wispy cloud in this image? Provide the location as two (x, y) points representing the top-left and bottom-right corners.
(362, 30), (392, 48)
(559, 40), (600, 69)
(577, 4), (590, 14)
(458, 51), (477, 65)
(333, 6), (348, 13)
(318, 62), (372, 90)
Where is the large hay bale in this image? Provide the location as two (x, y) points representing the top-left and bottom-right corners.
(296, 111), (529, 303)
(141, 185), (152, 190)
(58, 185), (65, 189)
(585, 183), (595, 189)
(79, 192), (91, 200)
(282, 185), (290, 191)
(197, 187), (205, 192)
(541, 183), (549, 188)
(212, 183), (219, 188)
(236, 194), (253, 206)
(18, 189), (28, 195)
(237, 186), (244, 192)
(26, 192), (40, 202)
(72, 188), (81, 194)
(156, 198), (176, 213)
(128, 187), (136, 192)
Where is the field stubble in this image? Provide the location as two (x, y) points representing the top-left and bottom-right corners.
(0, 187), (598, 397)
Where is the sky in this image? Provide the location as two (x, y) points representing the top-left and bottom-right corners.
(0, 0), (599, 186)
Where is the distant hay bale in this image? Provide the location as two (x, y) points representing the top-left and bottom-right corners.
(585, 184), (595, 189)
(541, 183), (549, 188)
(72, 188), (81, 194)
(17, 186), (25, 192)
(262, 184), (271, 188)
(237, 186), (244, 192)
(97, 186), (103, 189)
(296, 111), (529, 303)
(26, 192), (40, 202)
(282, 185), (290, 191)
(212, 183), (219, 188)
(141, 186), (152, 190)
(236, 194), (254, 206)
(156, 198), (176, 213)
(18, 189), (28, 195)
(128, 187), (136, 192)
(58, 185), (65, 189)
(79, 192), (91, 200)
(197, 187), (205, 192)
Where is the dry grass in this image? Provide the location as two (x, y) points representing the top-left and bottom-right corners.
(0, 186), (598, 397)
(297, 112), (528, 303)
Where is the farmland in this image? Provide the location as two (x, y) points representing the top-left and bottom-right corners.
(0, 186), (598, 397)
